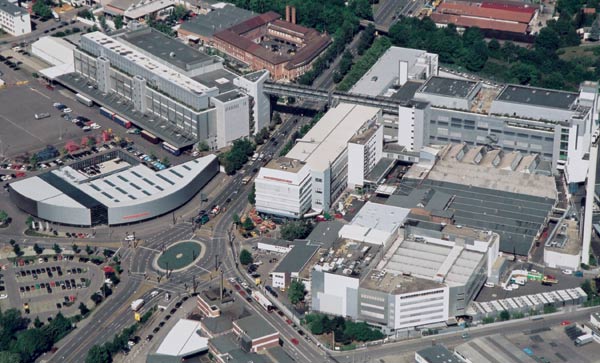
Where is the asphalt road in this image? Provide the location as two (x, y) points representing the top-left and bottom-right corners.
(373, 0), (425, 32)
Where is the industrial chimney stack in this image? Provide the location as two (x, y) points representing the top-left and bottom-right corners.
(285, 5), (291, 22)
(291, 6), (296, 24)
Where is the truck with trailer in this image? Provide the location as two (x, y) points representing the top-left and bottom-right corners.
(113, 114), (132, 129)
(251, 290), (273, 312)
(99, 107), (114, 120)
(141, 130), (160, 144)
(575, 334), (594, 346)
(131, 299), (145, 311)
(75, 93), (93, 107)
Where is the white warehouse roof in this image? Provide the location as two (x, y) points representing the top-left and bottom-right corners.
(155, 319), (209, 357)
(286, 103), (380, 172)
(339, 202), (410, 245)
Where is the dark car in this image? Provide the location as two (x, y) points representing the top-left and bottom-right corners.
(153, 327), (160, 333)
(146, 335), (153, 341)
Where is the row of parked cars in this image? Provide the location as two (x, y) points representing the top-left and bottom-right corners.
(124, 145), (169, 171)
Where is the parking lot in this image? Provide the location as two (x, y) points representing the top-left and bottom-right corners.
(0, 257), (104, 319)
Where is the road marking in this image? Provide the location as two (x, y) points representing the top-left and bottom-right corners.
(29, 87), (51, 100)
(138, 246), (160, 253)
(0, 113), (44, 142)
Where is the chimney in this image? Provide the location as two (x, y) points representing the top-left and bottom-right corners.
(399, 60), (408, 86)
(286, 5), (290, 22)
(291, 6), (296, 24)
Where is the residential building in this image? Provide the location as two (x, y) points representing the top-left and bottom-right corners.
(0, 0), (30, 36)
(255, 103), (382, 218)
(211, 10), (331, 80)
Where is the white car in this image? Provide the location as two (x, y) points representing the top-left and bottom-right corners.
(241, 282), (249, 289)
(0, 294), (7, 300)
(63, 108), (72, 113)
(150, 290), (159, 298)
(562, 269), (573, 275)
(91, 123), (101, 130)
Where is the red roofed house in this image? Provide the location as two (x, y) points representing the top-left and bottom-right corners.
(212, 8), (331, 80)
(432, 0), (538, 36)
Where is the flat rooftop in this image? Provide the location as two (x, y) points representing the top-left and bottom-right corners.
(212, 90), (245, 103)
(545, 219), (580, 255)
(455, 334), (537, 363)
(83, 32), (209, 94)
(273, 242), (319, 273)
(417, 76), (478, 98)
(0, 0), (28, 16)
(192, 68), (239, 93)
(121, 28), (218, 72)
(179, 5), (255, 38)
(305, 220), (343, 249)
(361, 266), (444, 294)
(417, 345), (462, 363)
(233, 314), (277, 340)
(350, 46), (434, 97)
(380, 236), (488, 288)
(495, 84), (578, 110)
(285, 103), (380, 171)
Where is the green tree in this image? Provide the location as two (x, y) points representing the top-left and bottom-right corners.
(26, 216), (34, 229)
(232, 213), (241, 226)
(310, 317), (324, 335)
(581, 279), (594, 296)
(509, 62), (538, 85)
(33, 1), (52, 19)
(248, 184), (256, 205)
(13, 244), (23, 257)
(0, 210), (8, 224)
(98, 16), (108, 32)
(272, 112), (282, 125)
(168, 4), (189, 22)
(79, 302), (90, 316)
(0, 351), (21, 363)
(280, 220), (314, 241)
(114, 15), (124, 30)
(197, 140), (209, 152)
(535, 27), (561, 55)
(85, 345), (112, 363)
(29, 154), (39, 170)
(72, 244), (80, 254)
(85, 245), (94, 255)
(33, 316), (44, 328)
(499, 310), (510, 321)
(288, 280), (306, 304)
(14, 328), (52, 362)
(357, 23), (375, 55)
(90, 292), (103, 305)
(53, 244), (62, 254)
(239, 249), (253, 265)
(242, 217), (255, 231)
(33, 243), (44, 255)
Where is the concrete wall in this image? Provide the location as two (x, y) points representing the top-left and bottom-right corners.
(311, 270), (359, 319)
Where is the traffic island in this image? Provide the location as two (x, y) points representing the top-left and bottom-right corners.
(156, 240), (204, 272)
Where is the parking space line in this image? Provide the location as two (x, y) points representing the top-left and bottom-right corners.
(29, 87), (50, 100)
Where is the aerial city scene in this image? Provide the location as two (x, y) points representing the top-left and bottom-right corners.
(2, 0), (600, 362)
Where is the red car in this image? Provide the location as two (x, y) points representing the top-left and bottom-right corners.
(291, 338), (299, 345)
(560, 320), (571, 326)
(286, 319), (292, 324)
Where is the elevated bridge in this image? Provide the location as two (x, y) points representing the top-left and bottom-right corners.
(263, 82), (409, 115)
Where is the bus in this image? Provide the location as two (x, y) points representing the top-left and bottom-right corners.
(162, 142), (181, 156)
(141, 130), (160, 144)
(75, 93), (94, 107)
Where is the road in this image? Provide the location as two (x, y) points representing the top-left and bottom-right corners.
(373, 0), (425, 32)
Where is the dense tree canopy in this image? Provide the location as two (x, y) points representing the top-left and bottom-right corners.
(280, 220), (314, 241)
(305, 314), (384, 343)
(288, 280), (306, 304)
(387, 16), (592, 90)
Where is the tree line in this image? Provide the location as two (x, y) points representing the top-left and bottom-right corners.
(219, 138), (256, 175)
(387, 16), (594, 91)
(0, 309), (73, 363)
(304, 313), (385, 344)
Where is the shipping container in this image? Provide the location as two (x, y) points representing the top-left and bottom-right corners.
(113, 114), (132, 129)
(162, 142), (181, 156)
(99, 107), (114, 120)
(141, 130), (160, 144)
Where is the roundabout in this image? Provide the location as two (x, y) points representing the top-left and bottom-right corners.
(156, 240), (204, 272)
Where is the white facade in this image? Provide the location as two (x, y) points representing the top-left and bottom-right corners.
(313, 270), (359, 318)
(233, 70), (271, 135)
(256, 241), (292, 254)
(255, 164), (311, 218)
(211, 92), (250, 148)
(544, 249), (581, 270)
(347, 124), (384, 189)
(393, 287), (449, 329)
(271, 272), (286, 289)
(255, 103), (382, 218)
(32, 37), (76, 66)
(0, 0), (31, 36)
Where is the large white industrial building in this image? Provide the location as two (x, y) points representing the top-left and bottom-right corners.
(311, 221), (500, 334)
(254, 103), (382, 218)
(9, 152), (218, 226)
(54, 27), (270, 151)
(0, 0), (30, 36)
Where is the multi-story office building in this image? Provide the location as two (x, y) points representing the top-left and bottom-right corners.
(58, 27), (270, 151)
(0, 0), (30, 36)
(310, 223), (499, 334)
(254, 103), (381, 218)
